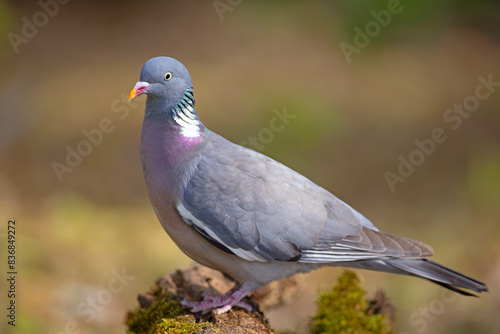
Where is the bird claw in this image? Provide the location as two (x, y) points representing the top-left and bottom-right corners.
(216, 301), (253, 314)
(182, 299), (253, 314)
(181, 286), (251, 314)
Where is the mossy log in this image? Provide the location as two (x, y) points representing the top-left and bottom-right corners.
(125, 265), (395, 334)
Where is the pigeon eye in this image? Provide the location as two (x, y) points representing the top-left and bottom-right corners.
(164, 72), (172, 81)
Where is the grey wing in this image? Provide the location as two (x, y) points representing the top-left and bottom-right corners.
(178, 135), (432, 263)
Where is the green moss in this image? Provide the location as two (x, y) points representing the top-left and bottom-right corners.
(153, 315), (206, 334)
(126, 289), (209, 334)
(310, 271), (392, 334)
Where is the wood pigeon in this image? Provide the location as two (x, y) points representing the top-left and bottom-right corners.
(129, 56), (488, 314)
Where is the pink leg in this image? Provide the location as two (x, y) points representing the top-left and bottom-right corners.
(181, 285), (252, 314)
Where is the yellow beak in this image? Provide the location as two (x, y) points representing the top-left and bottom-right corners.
(128, 88), (139, 101)
(128, 81), (151, 101)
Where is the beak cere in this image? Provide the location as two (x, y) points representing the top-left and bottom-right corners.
(128, 81), (151, 101)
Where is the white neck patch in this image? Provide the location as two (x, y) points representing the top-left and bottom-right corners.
(172, 90), (201, 138)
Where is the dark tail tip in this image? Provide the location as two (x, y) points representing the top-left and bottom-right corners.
(384, 258), (488, 295)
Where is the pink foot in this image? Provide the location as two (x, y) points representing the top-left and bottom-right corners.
(181, 285), (252, 314)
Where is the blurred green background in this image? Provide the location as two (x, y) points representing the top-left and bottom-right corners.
(1, 0), (499, 333)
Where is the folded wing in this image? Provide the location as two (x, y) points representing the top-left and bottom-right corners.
(177, 133), (433, 264)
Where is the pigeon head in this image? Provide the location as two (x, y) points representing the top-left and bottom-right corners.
(129, 57), (194, 117)
(130, 57), (203, 138)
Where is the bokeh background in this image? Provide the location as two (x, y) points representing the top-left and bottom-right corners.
(1, 0), (499, 333)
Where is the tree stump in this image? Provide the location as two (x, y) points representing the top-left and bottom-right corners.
(125, 265), (395, 334)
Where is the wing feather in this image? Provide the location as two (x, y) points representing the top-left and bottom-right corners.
(177, 133), (433, 264)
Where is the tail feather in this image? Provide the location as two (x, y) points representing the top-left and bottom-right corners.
(384, 258), (488, 295)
